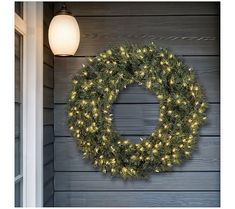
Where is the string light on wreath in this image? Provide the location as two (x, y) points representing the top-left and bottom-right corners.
(67, 43), (208, 178)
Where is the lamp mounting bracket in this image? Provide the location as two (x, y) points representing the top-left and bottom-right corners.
(56, 3), (72, 16)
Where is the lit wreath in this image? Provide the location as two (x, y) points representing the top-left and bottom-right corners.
(67, 43), (207, 178)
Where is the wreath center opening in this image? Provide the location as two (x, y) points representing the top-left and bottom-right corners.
(111, 83), (159, 144)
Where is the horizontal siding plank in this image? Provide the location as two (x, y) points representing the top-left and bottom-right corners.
(111, 103), (219, 135)
(54, 191), (220, 207)
(15, 103), (20, 138)
(44, 161), (54, 184)
(43, 2), (53, 26)
(54, 2), (219, 16)
(15, 137), (21, 177)
(54, 56), (219, 103)
(54, 137), (219, 172)
(15, 32), (21, 58)
(44, 181), (54, 205)
(44, 143), (54, 165)
(43, 125), (54, 146)
(43, 46), (54, 67)
(43, 87), (54, 108)
(74, 16), (219, 56)
(44, 195), (54, 207)
(15, 57), (21, 103)
(43, 22), (50, 49)
(54, 104), (219, 136)
(43, 108), (54, 125)
(43, 63), (54, 89)
(55, 171), (219, 191)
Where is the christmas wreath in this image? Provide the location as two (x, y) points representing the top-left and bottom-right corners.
(67, 43), (207, 178)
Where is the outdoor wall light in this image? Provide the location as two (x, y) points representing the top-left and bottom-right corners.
(48, 4), (80, 56)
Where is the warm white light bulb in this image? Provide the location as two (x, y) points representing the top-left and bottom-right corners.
(48, 14), (80, 56)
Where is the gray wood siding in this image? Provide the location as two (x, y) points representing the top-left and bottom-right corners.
(53, 2), (220, 207)
(54, 56), (219, 103)
(54, 172), (219, 191)
(54, 136), (220, 172)
(54, 191), (219, 207)
(43, 3), (54, 207)
(54, 2), (219, 16)
(74, 16), (219, 56)
(15, 31), (23, 207)
(54, 103), (219, 136)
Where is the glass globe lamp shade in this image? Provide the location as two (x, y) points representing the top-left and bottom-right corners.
(48, 12), (80, 56)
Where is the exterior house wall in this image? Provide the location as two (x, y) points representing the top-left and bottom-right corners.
(51, 2), (220, 207)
